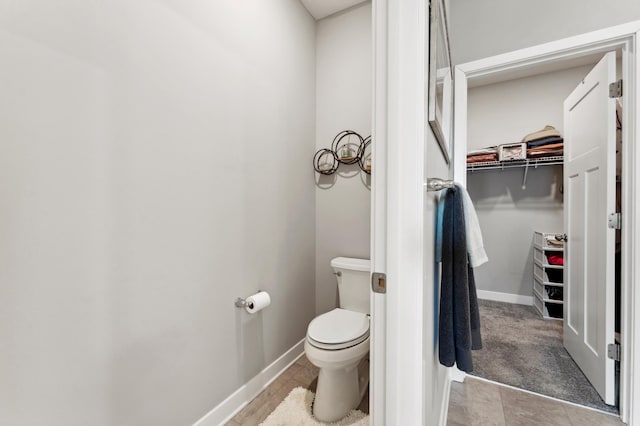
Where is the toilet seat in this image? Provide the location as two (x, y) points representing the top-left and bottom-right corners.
(307, 308), (370, 350)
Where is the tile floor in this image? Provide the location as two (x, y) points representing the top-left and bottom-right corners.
(226, 355), (368, 426)
(228, 355), (620, 426)
(447, 377), (624, 426)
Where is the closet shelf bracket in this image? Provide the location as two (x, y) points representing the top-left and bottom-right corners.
(522, 160), (530, 189)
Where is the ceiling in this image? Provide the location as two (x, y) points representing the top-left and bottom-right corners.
(300, 0), (368, 20)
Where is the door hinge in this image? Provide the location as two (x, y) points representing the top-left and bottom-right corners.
(609, 79), (623, 98)
(371, 272), (386, 294)
(608, 343), (621, 361)
(608, 212), (621, 229)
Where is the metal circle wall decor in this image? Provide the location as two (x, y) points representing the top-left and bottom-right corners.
(313, 130), (372, 176)
(313, 148), (339, 175)
(331, 130), (362, 165)
(358, 135), (372, 175)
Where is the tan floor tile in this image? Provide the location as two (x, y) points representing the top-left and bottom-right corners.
(562, 404), (623, 426)
(448, 378), (623, 426)
(236, 378), (304, 426)
(287, 363), (319, 389)
(295, 354), (317, 371)
(232, 356), (321, 424)
(291, 375), (318, 392)
(500, 386), (572, 426)
(232, 354), (373, 423)
(271, 367), (299, 390)
(230, 394), (272, 425)
(279, 377), (304, 397)
(447, 379), (506, 426)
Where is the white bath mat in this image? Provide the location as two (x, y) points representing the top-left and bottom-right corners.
(259, 387), (369, 426)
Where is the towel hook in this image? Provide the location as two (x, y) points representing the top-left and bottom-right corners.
(425, 178), (455, 192)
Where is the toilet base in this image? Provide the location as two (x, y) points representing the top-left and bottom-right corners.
(304, 338), (370, 423)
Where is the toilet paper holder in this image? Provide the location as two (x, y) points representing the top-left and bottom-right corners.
(235, 297), (250, 308)
(235, 291), (262, 309)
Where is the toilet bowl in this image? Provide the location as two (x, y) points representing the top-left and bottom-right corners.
(304, 257), (370, 422)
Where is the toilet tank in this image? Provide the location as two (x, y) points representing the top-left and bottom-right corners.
(331, 257), (371, 315)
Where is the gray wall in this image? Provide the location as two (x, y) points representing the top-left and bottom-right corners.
(467, 66), (591, 298)
(449, 0), (640, 64)
(0, 1), (316, 425)
(315, 3), (372, 315)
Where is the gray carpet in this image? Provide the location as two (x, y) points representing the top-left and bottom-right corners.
(470, 299), (617, 414)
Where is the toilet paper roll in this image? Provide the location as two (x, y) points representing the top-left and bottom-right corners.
(245, 291), (271, 314)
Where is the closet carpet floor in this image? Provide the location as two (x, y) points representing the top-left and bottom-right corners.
(470, 299), (617, 414)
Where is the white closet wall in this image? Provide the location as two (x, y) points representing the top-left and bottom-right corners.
(467, 65), (592, 300)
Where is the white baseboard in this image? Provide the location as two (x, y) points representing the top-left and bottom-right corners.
(193, 339), (305, 426)
(439, 372), (452, 426)
(477, 290), (533, 306)
(450, 366), (466, 383)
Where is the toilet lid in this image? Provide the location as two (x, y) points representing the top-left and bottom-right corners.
(307, 308), (369, 350)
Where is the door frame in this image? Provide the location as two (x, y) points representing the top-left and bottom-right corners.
(370, 0), (389, 424)
(372, 0), (443, 424)
(453, 21), (640, 424)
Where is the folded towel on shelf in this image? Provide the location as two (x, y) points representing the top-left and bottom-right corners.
(527, 149), (564, 158)
(528, 142), (564, 151)
(522, 125), (561, 143)
(526, 136), (564, 149)
(467, 146), (498, 156)
(467, 153), (498, 163)
(527, 142), (564, 158)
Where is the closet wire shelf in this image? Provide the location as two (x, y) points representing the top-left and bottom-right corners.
(467, 155), (563, 189)
(467, 155), (564, 172)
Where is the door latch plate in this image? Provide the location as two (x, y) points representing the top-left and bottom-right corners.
(371, 272), (386, 294)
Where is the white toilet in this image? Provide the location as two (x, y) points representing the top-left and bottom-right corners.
(304, 257), (370, 422)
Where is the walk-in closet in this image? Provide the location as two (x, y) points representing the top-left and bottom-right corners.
(462, 52), (623, 414)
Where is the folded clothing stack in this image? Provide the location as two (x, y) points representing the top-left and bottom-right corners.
(522, 125), (564, 158)
(546, 253), (564, 266)
(545, 234), (564, 248)
(467, 146), (498, 164)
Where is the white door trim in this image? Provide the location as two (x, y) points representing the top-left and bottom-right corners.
(453, 21), (640, 425)
(372, 0), (433, 424)
(384, 0), (427, 423)
(371, 0), (388, 424)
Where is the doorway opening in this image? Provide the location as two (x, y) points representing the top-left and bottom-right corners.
(464, 52), (620, 413)
(453, 27), (638, 424)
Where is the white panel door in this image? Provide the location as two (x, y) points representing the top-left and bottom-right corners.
(563, 51), (616, 405)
